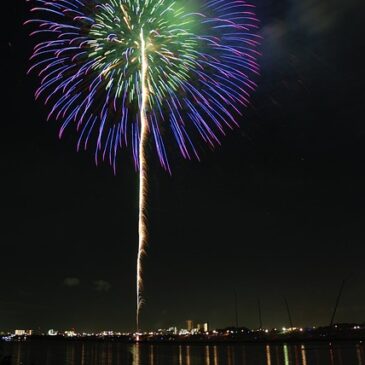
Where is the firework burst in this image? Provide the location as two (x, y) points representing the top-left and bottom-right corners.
(26, 0), (260, 330)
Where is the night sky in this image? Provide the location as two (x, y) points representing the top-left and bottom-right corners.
(3, 0), (365, 332)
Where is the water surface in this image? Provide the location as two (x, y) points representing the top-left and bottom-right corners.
(0, 341), (364, 365)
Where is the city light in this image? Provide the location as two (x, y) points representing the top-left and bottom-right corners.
(1, 322), (364, 344)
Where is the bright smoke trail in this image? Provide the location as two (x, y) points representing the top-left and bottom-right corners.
(26, 0), (261, 332)
(137, 28), (149, 331)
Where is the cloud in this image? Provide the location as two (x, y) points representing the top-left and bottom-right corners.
(63, 277), (80, 287)
(258, 0), (361, 74)
(93, 280), (112, 292)
(287, 0), (357, 35)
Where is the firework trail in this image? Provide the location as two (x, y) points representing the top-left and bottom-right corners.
(26, 0), (260, 330)
(137, 28), (149, 330)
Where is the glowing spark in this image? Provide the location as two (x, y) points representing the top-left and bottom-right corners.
(137, 28), (149, 331)
(120, 4), (132, 31)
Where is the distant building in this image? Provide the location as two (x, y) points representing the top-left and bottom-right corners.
(15, 330), (32, 336)
(65, 330), (76, 337)
(195, 323), (209, 332)
(48, 329), (58, 336)
(186, 320), (193, 332)
(100, 331), (114, 336)
(168, 327), (178, 335)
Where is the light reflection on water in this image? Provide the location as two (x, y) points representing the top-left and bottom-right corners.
(283, 344), (289, 365)
(301, 345), (307, 365)
(357, 345), (364, 365)
(213, 345), (218, 365)
(179, 345), (183, 365)
(205, 345), (210, 365)
(186, 345), (191, 365)
(266, 344), (272, 365)
(0, 341), (364, 365)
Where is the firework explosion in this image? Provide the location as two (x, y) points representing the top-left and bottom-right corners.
(27, 0), (260, 329)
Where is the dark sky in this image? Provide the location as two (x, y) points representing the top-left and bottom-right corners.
(2, 0), (364, 332)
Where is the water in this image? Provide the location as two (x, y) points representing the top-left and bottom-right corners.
(0, 341), (364, 365)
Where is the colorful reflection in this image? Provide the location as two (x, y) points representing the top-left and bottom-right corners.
(284, 344), (290, 365)
(179, 345), (183, 365)
(213, 346), (218, 365)
(301, 345), (308, 365)
(2, 341), (365, 364)
(266, 345), (272, 365)
(186, 345), (191, 365)
(205, 345), (210, 365)
(132, 343), (140, 365)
